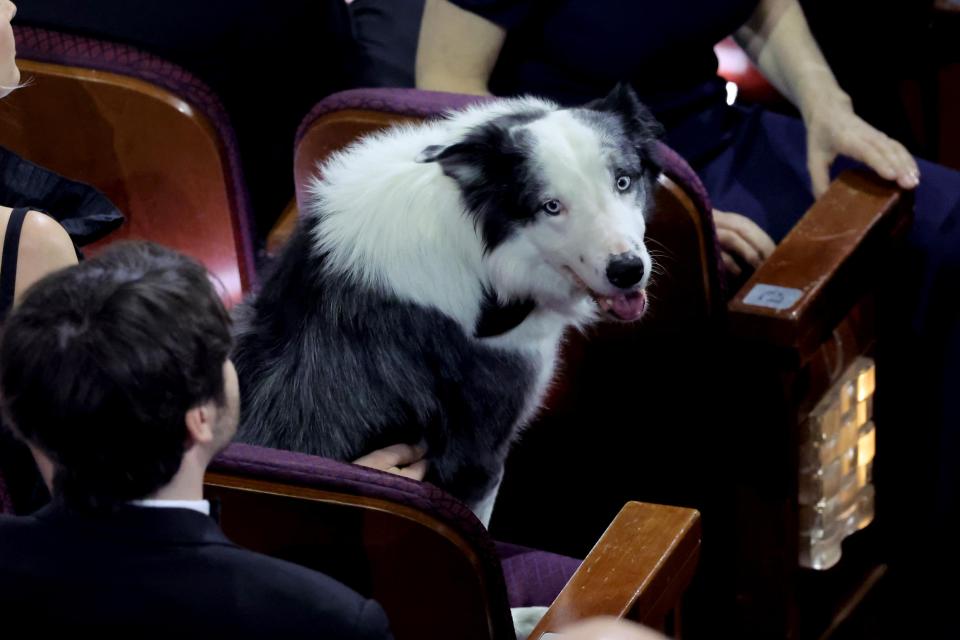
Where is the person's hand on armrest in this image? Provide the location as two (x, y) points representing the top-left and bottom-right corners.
(734, 0), (919, 197)
(803, 97), (919, 197)
(353, 443), (429, 481)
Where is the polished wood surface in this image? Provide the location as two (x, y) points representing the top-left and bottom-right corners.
(723, 173), (911, 637)
(727, 295), (883, 638)
(728, 170), (911, 361)
(530, 502), (701, 638)
(0, 60), (250, 304)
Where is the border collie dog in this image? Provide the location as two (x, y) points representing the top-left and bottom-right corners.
(233, 84), (662, 524)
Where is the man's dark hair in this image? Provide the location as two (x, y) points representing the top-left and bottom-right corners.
(0, 241), (232, 512)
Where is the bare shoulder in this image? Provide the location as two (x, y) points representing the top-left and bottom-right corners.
(20, 209), (76, 256)
(0, 206), (78, 301)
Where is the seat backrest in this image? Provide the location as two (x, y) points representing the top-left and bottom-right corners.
(207, 444), (706, 640)
(1, 27), (256, 304)
(206, 443), (515, 640)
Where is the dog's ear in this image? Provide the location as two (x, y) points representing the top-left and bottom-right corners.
(415, 145), (449, 163)
(416, 141), (498, 186)
(417, 142), (486, 163)
(587, 82), (664, 142)
(587, 82), (636, 112)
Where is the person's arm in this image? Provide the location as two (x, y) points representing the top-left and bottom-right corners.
(9, 210), (77, 303)
(415, 0), (504, 95)
(734, 0), (918, 196)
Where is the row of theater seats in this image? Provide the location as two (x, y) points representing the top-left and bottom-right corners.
(0, 25), (701, 639)
(0, 25), (913, 640)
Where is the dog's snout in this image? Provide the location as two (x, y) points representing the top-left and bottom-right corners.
(606, 253), (645, 289)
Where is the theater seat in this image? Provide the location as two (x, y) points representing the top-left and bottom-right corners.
(0, 26), (256, 304)
(206, 443), (701, 639)
(268, 88), (912, 638)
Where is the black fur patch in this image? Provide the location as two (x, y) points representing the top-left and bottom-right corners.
(423, 109), (550, 252)
(474, 290), (536, 338)
(231, 223), (537, 507)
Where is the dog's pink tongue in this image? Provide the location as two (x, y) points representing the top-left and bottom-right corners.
(607, 289), (647, 321)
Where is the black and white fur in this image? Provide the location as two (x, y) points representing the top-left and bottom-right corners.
(233, 84), (662, 524)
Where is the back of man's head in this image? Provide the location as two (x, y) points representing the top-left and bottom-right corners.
(0, 242), (232, 512)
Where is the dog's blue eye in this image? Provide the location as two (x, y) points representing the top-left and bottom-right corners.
(541, 200), (563, 215)
(616, 175), (632, 192)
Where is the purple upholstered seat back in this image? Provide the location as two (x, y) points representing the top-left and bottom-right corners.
(209, 442), (515, 627)
(211, 442), (494, 549)
(14, 26), (257, 288)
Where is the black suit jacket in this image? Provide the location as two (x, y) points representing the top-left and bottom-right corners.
(0, 504), (393, 638)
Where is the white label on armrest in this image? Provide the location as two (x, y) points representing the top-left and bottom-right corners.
(541, 635), (565, 639)
(742, 284), (803, 310)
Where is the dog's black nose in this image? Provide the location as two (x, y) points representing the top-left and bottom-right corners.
(606, 254), (645, 289)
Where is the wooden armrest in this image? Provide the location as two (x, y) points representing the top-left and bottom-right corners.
(727, 170), (912, 359)
(529, 501), (701, 639)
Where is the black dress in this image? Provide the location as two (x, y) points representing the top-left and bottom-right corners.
(0, 147), (123, 514)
